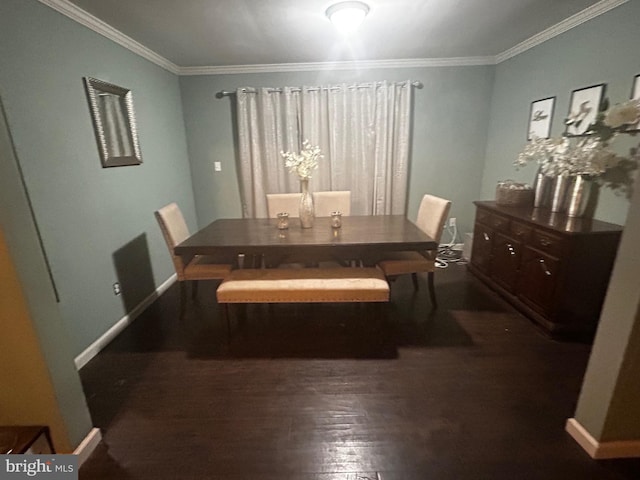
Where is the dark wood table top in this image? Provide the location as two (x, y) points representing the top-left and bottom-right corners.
(175, 215), (437, 257)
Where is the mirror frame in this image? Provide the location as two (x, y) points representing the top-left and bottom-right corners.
(83, 77), (142, 167)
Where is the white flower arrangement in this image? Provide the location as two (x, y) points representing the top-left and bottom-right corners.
(281, 140), (323, 180)
(515, 98), (640, 178)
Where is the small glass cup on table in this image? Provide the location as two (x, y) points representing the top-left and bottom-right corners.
(331, 211), (342, 229)
(277, 212), (289, 230)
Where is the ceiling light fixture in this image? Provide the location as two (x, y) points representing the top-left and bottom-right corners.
(326, 1), (370, 35)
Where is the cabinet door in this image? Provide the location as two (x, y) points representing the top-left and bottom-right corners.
(517, 247), (560, 316)
(491, 232), (521, 293)
(471, 223), (493, 275)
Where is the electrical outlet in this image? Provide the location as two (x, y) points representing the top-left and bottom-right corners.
(113, 282), (121, 296)
(449, 217), (457, 228)
(214, 161), (222, 172)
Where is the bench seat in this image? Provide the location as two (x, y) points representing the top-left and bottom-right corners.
(216, 267), (390, 304)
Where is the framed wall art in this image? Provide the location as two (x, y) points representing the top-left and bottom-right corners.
(84, 77), (143, 167)
(564, 83), (606, 137)
(527, 96), (555, 140)
(629, 73), (640, 132)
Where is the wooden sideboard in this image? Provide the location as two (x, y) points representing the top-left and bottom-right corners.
(468, 201), (623, 338)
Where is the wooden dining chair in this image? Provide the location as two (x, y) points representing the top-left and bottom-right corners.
(312, 191), (351, 217)
(155, 202), (235, 315)
(377, 194), (451, 308)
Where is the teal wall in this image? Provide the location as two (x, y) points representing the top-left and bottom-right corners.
(482, 1), (640, 226)
(179, 66), (495, 237)
(0, 97), (93, 450)
(0, 0), (196, 356)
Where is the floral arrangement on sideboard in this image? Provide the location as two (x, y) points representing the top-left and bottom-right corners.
(515, 98), (640, 216)
(516, 98), (640, 177)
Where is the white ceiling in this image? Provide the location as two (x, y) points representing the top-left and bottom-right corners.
(57, 0), (618, 71)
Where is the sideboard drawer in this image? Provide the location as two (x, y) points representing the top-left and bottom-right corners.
(510, 221), (532, 241)
(530, 229), (563, 257)
(487, 213), (509, 232)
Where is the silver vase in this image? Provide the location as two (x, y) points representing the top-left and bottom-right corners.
(533, 169), (552, 208)
(566, 175), (592, 217)
(299, 178), (314, 228)
(550, 175), (571, 213)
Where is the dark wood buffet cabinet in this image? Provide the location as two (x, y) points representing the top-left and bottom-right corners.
(468, 201), (623, 337)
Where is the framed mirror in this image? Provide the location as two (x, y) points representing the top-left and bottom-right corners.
(83, 77), (142, 167)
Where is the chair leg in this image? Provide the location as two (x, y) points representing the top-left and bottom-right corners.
(179, 282), (187, 318)
(411, 272), (419, 291)
(427, 271), (437, 309)
(192, 280), (199, 299)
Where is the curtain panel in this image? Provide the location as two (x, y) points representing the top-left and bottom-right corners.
(235, 81), (414, 218)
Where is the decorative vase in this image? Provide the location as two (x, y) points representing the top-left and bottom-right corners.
(299, 178), (314, 228)
(533, 167), (552, 208)
(550, 175), (571, 213)
(566, 175), (592, 217)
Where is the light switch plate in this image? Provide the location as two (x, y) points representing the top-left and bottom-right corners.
(214, 161), (222, 172)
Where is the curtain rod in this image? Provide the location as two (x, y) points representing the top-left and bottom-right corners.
(215, 81), (423, 98)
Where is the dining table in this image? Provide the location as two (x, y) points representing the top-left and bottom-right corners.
(174, 215), (437, 266)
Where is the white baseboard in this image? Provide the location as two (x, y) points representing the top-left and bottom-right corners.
(74, 274), (177, 369)
(73, 427), (102, 466)
(566, 418), (640, 459)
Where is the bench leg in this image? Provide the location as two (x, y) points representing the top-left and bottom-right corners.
(219, 303), (232, 343)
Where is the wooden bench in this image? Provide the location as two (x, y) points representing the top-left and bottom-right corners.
(216, 267), (390, 336)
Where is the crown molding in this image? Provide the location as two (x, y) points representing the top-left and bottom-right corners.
(179, 56), (497, 76)
(39, 0), (627, 76)
(496, 0), (628, 63)
(37, 0), (180, 74)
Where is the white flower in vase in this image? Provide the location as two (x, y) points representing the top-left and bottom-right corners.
(281, 140), (323, 180)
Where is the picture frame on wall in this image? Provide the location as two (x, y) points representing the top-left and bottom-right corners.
(527, 96), (555, 140)
(565, 83), (606, 136)
(628, 73), (640, 132)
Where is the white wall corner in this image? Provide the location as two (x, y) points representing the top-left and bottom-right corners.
(566, 418), (640, 459)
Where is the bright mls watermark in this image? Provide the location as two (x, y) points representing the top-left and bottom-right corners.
(0, 455), (77, 479)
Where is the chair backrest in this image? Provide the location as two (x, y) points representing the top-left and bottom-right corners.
(155, 202), (190, 279)
(415, 194), (452, 244)
(312, 191), (351, 217)
(266, 193), (301, 218)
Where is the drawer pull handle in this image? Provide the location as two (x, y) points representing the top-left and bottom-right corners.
(539, 259), (552, 276)
(483, 232), (490, 241)
(539, 238), (551, 247)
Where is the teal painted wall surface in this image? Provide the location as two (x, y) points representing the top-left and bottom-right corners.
(482, 1), (640, 226)
(0, 0), (195, 356)
(179, 66), (495, 237)
(1, 97), (92, 450)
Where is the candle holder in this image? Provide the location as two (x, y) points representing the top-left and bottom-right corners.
(331, 211), (342, 228)
(277, 212), (289, 230)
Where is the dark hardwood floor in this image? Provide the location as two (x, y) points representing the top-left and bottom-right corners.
(79, 264), (640, 479)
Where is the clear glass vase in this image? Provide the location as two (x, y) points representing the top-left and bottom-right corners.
(299, 178), (314, 228)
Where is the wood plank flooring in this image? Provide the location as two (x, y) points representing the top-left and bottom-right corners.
(79, 264), (640, 479)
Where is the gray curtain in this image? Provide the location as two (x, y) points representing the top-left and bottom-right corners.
(235, 81), (413, 218)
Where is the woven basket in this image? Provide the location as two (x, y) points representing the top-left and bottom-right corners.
(495, 182), (534, 207)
